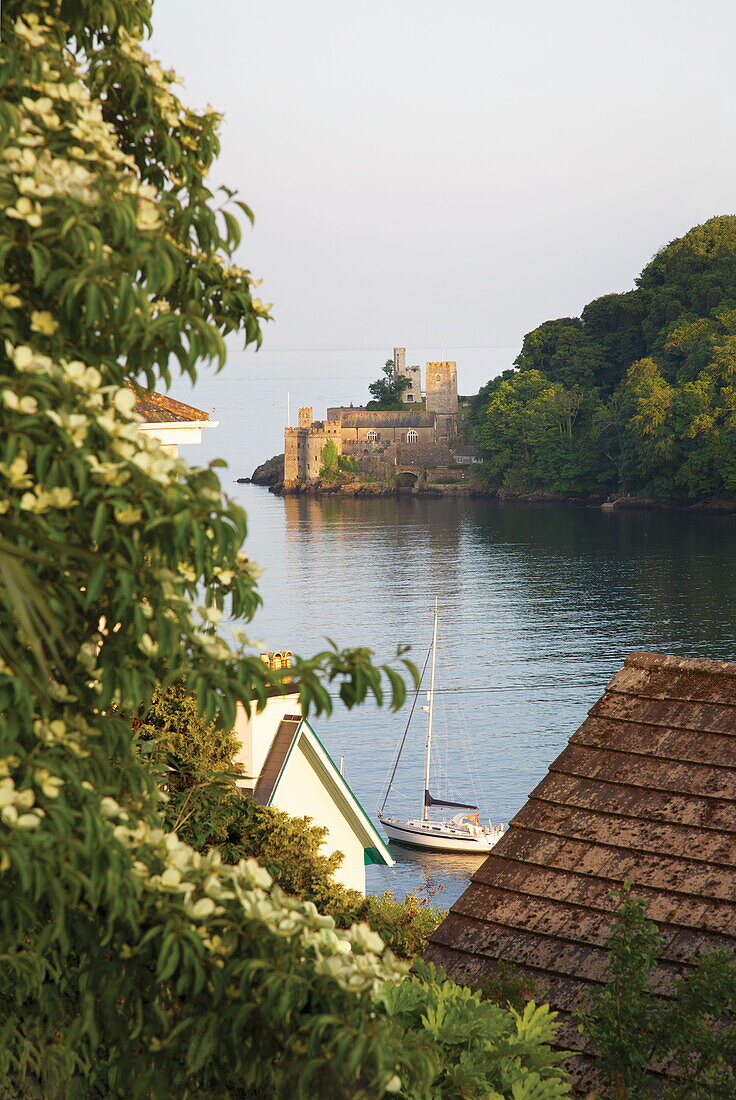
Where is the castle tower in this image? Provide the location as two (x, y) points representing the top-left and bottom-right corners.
(400, 365), (422, 403)
(284, 410), (342, 484)
(425, 361), (458, 440)
(393, 347), (406, 376)
(425, 362), (458, 414)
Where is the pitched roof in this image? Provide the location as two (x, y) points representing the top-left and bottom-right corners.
(337, 410), (435, 429)
(125, 381), (210, 424)
(424, 651), (736, 1077)
(253, 717), (392, 867)
(253, 716), (302, 804)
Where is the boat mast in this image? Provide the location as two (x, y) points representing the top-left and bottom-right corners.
(422, 599), (439, 821)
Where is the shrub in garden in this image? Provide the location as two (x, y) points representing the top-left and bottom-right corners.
(577, 882), (736, 1099)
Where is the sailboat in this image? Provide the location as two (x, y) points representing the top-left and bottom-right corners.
(378, 602), (505, 854)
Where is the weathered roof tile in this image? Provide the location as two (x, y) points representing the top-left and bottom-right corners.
(424, 651), (736, 1087)
(125, 380), (210, 423)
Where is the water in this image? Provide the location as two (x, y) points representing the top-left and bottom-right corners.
(167, 347), (736, 908)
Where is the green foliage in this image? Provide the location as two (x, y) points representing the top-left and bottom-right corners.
(355, 892), (444, 961)
(337, 452), (360, 474)
(367, 358), (412, 409)
(577, 881), (736, 1099)
(475, 369), (597, 494)
(135, 681), (241, 787)
(319, 437), (340, 478)
(474, 216), (736, 500)
(476, 960), (537, 1014)
(576, 883), (664, 1097)
(318, 439), (359, 481)
(379, 961), (571, 1099)
(514, 317), (609, 393)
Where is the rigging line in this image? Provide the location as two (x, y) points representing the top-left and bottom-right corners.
(377, 642), (433, 816)
(437, 630), (488, 818)
(328, 682), (605, 699)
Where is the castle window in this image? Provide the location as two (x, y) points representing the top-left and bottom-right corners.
(407, 429), (418, 443)
(406, 394), (414, 402)
(367, 429), (378, 442)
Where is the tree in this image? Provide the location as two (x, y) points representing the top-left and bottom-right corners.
(577, 883), (736, 1099)
(475, 369), (599, 493)
(319, 437), (339, 478)
(472, 216), (736, 501)
(514, 317), (608, 393)
(134, 681), (242, 791)
(580, 291), (647, 390)
(0, 4), (569, 1097)
(367, 358), (411, 409)
(613, 358), (677, 492)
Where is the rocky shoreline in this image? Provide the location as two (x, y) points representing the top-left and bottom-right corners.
(243, 455), (736, 514)
(246, 454), (284, 487)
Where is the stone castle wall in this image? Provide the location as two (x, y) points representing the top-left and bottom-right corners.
(425, 361), (458, 415)
(287, 357), (461, 484)
(284, 407), (342, 482)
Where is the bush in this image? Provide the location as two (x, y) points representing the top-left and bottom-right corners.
(356, 891), (444, 961)
(577, 881), (736, 1098)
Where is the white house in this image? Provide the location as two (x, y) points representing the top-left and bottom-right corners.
(126, 383), (217, 456)
(232, 671), (393, 894)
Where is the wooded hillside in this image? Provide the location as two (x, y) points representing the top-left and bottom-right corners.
(473, 216), (736, 499)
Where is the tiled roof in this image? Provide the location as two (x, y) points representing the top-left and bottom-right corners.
(338, 410), (435, 429)
(125, 381), (210, 424)
(424, 651), (736, 1081)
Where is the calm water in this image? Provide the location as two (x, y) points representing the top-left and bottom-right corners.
(168, 347), (736, 907)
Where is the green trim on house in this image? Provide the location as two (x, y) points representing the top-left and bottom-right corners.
(269, 717), (392, 868)
(301, 719), (392, 866)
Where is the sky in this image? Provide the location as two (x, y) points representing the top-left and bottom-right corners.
(151, 0), (736, 356)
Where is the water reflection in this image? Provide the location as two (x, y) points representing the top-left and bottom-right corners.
(240, 490), (736, 906)
(379, 844), (486, 910)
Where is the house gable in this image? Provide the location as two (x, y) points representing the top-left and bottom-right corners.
(252, 717), (392, 893)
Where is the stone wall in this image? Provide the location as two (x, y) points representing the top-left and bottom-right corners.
(284, 412), (342, 482)
(340, 439), (452, 476)
(394, 441), (452, 468)
(426, 467), (470, 483)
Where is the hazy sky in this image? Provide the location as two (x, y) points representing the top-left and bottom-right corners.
(151, 1), (736, 355)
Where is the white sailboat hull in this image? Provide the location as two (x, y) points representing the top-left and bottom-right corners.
(378, 603), (505, 859)
(379, 815), (504, 854)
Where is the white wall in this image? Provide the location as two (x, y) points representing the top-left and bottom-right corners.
(137, 423), (211, 446)
(273, 738), (367, 893)
(232, 692), (301, 789)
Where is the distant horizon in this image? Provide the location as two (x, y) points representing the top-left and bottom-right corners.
(240, 342), (520, 353)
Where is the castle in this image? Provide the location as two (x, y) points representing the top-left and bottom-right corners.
(284, 349), (460, 485)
